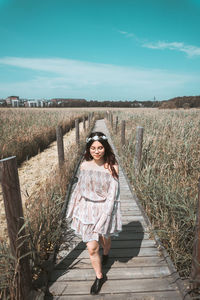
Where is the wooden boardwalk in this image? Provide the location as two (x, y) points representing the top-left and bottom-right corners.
(46, 119), (186, 300)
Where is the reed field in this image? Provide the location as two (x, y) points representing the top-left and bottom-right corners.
(0, 107), (90, 165)
(109, 108), (200, 279)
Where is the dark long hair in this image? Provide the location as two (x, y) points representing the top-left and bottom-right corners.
(84, 131), (118, 179)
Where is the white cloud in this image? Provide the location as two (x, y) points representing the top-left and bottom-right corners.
(143, 41), (200, 57)
(117, 29), (200, 57)
(0, 56), (199, 99)
(118, 30), (135, 38)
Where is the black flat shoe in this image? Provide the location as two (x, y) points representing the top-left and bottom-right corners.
(102, 254), (109, 265)
(90, 275), (107, 295)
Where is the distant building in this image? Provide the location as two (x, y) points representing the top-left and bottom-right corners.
(37, 100), (44, 107)
(6, 96), (20, 107)
(0, 99), (6, 106)
(24, 99), (45, 107)
(25, 100), (37, 107)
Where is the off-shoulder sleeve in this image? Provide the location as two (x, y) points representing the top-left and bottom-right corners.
(66, 174), (82, 218)
(93, 177), (119, 233)
(106, 177), (119, 216)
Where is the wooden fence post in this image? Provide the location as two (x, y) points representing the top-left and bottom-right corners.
(121, 120), (126, 146)
(115, 116), (118, 134)
(75, 118), (80, 146)
(88, 114), (91, 128)
(0, 156), (32, 299)
(109, 112), (111, 124)
(83, 116), (86, 131)
(110, 112), (113, 129)
(56, 125), (65, 168)
(191, 177), (200, 289)
(107, 112), (110, 122)
(134, 126), (144, 175)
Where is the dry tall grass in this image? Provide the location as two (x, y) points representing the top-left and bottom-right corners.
(0, 108), (88, 165)
(109, 108), (200, 278)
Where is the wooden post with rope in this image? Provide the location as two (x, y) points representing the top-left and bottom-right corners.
(115, 116), (118, 134)
(191, 177), (200, 290)
(0, 156), (32, 300)
(134, 126), (144, 175)
(83, 116), (86, 131)
(121, 120), (126, 146)
(75, 118), (80, 146)
(56, 125), (65, 168)
(88, 114), (91, 128)
(110, 112), (113, 129)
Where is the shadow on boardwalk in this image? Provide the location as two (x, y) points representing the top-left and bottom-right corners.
(45, 221), (144, 298)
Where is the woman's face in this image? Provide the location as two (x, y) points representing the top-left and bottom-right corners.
(89, 141), (105, 161)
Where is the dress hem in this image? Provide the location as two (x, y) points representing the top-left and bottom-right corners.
(71, 223), (122, 243)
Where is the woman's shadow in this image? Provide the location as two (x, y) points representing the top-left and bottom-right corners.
(45, 220), (144, 298)
(102, 220), (144, 273)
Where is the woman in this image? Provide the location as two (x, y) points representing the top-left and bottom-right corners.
(67, 131), (122, 295)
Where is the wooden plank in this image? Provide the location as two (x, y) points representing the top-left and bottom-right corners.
(50, 266), (171, 282)
(46, 291), (182, 300)
(55, 256), (170, 270)
(120, 194), (135, 197)
(122, 215), (147, 222)
(120, 191), (132, 195)
(56, 247), (159, 260)
(120, 203), (139, 206)
(70, 233), (150, 247)
(71, 232), (151, 243)
(122, 221), (147, 227)
(108, 240), (156, 248)
(120, 205), (140, 209)
(48, 278), (180, 295)
(114, 232), (148, 240)
(121, 212), (142, 216)
(120, 199), (138, 202)
(120, 205), (140, 208)
(120, 205), (141, 209)
(119, 224), (147, 230)
(66, 239), (156, 251)
(120, 198), (135, 201)
(121, 211), (142, 216)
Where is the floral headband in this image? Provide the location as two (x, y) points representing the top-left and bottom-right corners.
(86, 135), (108, 143)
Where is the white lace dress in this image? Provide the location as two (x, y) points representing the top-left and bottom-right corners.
(66, 160), (122, 243)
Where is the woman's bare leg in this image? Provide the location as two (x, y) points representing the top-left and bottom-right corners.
(99, 236), (111, 255)
(87, 240), (103, 279)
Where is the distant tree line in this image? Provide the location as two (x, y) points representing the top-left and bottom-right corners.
(159, 96), (200, 109)
(1, 95), (200, 108)
(48, 96), (200, 108)
(51, 99), (159, 108)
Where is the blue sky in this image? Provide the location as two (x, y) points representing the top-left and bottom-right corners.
(0, 0), (200, 101)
